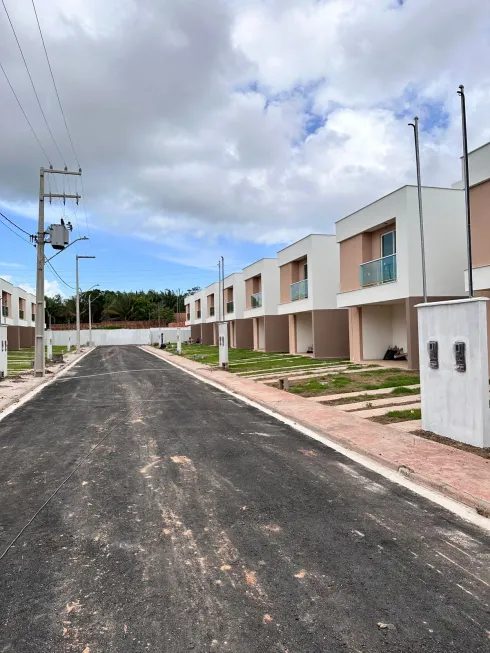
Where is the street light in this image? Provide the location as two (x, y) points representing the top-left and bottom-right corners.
(87, 287), (101, 347)
(408, 117), (427, 303)
(76, 255), (96, 353)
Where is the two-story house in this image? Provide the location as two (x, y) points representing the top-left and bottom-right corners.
(277, 235), (349, 359)
(336, 185), (466, 370)
(242, 258), (289, 352)
(1, 277), (36, 350)
(185, 289), (201, 342)
(223, 272), (253, 349)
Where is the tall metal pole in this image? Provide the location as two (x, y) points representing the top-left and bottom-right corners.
(88, 294), (92, 347)
(221, 256), (225, 320)
(76, 255), (96, 353)
(458, 85), (473, 297)
(217, 261), (221, 323)
(409, 117), (427, 303)
(34, 168), (46, 377)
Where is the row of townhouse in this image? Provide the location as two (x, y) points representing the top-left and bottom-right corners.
(185, 140), (490, 370)
(1, 277), (36, 349)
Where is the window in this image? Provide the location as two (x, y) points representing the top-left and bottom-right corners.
(381, 230), (396, 257)
(303, 262), (308, 279)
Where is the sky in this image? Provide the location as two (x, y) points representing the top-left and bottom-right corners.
(1, 0), (490, 297)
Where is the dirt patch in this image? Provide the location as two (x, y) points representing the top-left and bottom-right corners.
(411, 430), (490, 460)
(170, 456), (192, 464)
(299, 449), (318, 457)
(245, 570), (257, 586)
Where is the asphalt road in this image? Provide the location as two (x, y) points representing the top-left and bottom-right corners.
(0, 346), (489, 652)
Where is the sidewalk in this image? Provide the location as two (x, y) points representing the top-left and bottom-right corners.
(143, 346), (490, 516)
(0, 348), (91, 416)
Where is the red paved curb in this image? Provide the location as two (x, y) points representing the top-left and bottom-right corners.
(143, 347), (490, 516)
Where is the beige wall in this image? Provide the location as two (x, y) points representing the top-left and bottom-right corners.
(470, 179), (490, 268)
(339, 234), (371, 292)
(371, 223), (396, 260)
(280, 263), (294, 303)
(200, 323), (214, 345)
(263, 315), (289, 352)
(312, 309), (350, 359)
(235, 319), (253, 349)
(348, 307), (363, 362)
(190, 325), (201, 341)
(245, 279), (254, 309)
(225, 287), (233, 302)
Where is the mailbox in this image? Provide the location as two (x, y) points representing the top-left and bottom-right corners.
(454, 341), (466, 373)
(428, 341), (438, 369)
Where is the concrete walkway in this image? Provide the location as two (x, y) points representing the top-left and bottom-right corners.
(143, 347), (490, 515)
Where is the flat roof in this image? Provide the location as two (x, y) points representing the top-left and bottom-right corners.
(276, 233), (334, 254)
(462, 139), (490, 158)
(242, 257), (276, 269)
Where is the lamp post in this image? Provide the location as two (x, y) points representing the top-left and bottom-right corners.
(408, 117), (427, 303)
(76, 255), (96, 353)
(87, 287), (101, 347)
(458, 85), (473, 297)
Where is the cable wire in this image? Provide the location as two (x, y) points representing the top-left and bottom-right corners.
(30, 0), (79, 168)
(1, 0), (65, 165)
(46, 260), (75, 290)
(0, 210), (33, 237)
(0, 216), (34, 245)
(0, 59), (51, 163)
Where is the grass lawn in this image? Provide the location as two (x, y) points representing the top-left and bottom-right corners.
(287, 368), (420, 397)
(322, 386), (420, 406)
(169, 343), (348, 375)
(369, 408), (422, 424)
(6, 345), (75, 375)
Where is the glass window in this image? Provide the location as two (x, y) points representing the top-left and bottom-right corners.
(381, 230), (396, 257)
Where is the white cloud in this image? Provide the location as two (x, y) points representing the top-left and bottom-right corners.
(0, 0), (489, 256)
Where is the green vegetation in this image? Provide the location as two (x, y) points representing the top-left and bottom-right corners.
(322, 386), (420, 406)
(370, 408), (422, 424)
(287, 368), (420, 397)
(6, 345), (74, 376)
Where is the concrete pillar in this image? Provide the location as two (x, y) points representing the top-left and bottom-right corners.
(348, 307), (363, 362)
(312, 309), (350, 359)
(0, 324), (7, 378)
(288, 314), (297, 354)
(263, 315), (289, 353)
(253, 318), (259, 350)
(405, 297), (421, 370)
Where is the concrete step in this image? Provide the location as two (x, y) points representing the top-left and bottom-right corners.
(306, 385), (421, 402)
(338, 395), (421, 412)
(354, 402), (421, 419)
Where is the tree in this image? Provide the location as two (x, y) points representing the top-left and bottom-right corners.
(103, 293), (141, 321)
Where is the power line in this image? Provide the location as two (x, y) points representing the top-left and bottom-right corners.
(1, 0), (65, 165)
(46, 260), (75, 290)
(0, 59), (51, 163)
(0, 210), (33, 237)
(30, 0), (79, 167)
(0, 216), (34, 245)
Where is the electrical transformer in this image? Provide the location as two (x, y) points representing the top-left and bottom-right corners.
(47, 223), (70, 250)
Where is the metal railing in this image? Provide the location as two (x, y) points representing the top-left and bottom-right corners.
(197, 310), (201, 319)
(251, 292), (262, 308)
(226, 301), (234, 314)
(19, 310), (24, 320)
(290, 279), (308, 301)
(360, 254), (397, 287)
(2, 306), (8, 317)
(209, 307), (215, 317)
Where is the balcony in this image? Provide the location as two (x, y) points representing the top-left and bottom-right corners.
(360, 254), (397, 287)
(290, 279), (308, 301)
(197, 310), (201, 319)
(251, 292), (262, 308)
(226, 301), (234, 314)
(209, 307), (215, 317)
(19, 310), (25, 320)
(2, 306), (8, 318)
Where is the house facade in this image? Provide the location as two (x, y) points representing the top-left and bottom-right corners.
(1, 277), (36, 350)
(277, 235), (349, 359)
(336, 185), (466, 369)
(223, 272), (253, 349)
(242, 258), (289, 352)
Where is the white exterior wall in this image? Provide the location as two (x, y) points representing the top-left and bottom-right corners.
(277, 234), (340, 315)
(1, 277), (36, 327)
(336, 185), (466, 309)
(361, 305), (394, 360)
(296, 311), (313, 353)
(184, 292), (197, 326)
(392, 303), (407, 352)
(50, 328), (190, 347)
(417, 298), (490, 447)
(243, 258), (280, 319)
(224, 272), (245, 321)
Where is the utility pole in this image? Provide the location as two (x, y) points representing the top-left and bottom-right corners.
(76, 255), (95, 353)
(87, 288), (100, 347)
(35, 166), (81, 377)
(408, 117), (427, 303)
(458, 85), (473, 298)
(221, 256), (225, 320)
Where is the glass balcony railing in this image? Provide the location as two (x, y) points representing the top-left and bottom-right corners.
(197, 310), (201, 319)
(290, 279), (308, 301)
(251, 292), (262, 308)
(2, 306), (8, 317)
(209, 307), (215, 317)
(226, 301), (234, 314)
(19, 310), (25, 320)
(360, 254), (397, 287)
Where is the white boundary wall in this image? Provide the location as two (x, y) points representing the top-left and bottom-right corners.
(417, 297), (490, 448)
(48, 328), (190, 347)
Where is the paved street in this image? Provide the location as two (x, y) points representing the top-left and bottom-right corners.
(0, 346), (489, 652)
